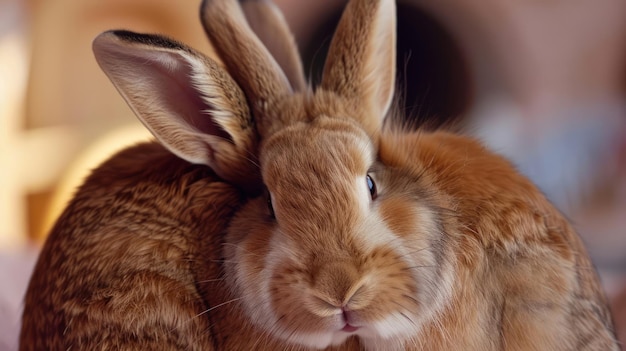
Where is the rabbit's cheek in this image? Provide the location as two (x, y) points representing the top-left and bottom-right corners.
(225, 229), (281, 331)
(356, 199), (455, 333)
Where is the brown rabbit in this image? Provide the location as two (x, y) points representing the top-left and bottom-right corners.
(20, 0), (619, 350)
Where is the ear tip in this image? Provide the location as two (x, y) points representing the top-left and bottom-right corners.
(93, 31), (138, 59)
(93, 30), (135, 49)
(199, 0), (217, 25)
(200, 0), (214, 13)
(93, 31), (117, 55)
(94, 30), (117, 43)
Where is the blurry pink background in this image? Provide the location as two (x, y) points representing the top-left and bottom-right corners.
(1, 0), (625, 349)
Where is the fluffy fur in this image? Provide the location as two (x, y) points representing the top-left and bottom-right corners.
(21, 0), (618, 350)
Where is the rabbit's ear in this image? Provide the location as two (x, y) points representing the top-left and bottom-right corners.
(201, 0), (294, 137)
(93, 30), (258, 186)
(241, 0), (306, 92)
(321, 0), (396, 129)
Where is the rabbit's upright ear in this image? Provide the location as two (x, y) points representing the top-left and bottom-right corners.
(241, 0), (306, 92)
(321, 0), (396, 132)
(201, 0), (295, 137)
(93, 30), (258, 186)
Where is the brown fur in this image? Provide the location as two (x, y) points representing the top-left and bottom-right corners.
(21, 0), (618, 350)
(20, 142), (241, 350)
(377, 131), (618, 350)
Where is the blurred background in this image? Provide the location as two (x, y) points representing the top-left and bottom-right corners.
(1, 0), (625, 349)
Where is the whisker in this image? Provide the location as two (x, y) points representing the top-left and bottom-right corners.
(249, 317), (280, 350)
(250, 314), (287, 350)
(169, 297), (244, 334)
(400, 311), (417, 328)
(194, 297), (243, 318)
(396, 246), (433, 259)
(243, 150), (261, 168)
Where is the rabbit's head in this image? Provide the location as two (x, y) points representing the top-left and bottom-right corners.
(93, 0), (454, 348)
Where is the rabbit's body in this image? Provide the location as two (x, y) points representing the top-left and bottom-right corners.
(21, 0), (618, 349)
(20, 142), (241, 350)
(20, 134), (618, 351)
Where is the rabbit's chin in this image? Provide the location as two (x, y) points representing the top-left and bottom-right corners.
(274, 318), (414, 350)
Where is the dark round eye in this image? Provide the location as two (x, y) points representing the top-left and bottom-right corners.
(267, 193), (275, 219)
(366, 174), (377, 200)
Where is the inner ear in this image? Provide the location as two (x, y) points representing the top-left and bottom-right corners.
(94, 30), (258, 182)
(134, 50), (233, 142)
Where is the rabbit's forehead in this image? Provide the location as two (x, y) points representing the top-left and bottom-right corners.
(261, 121), (375, 190)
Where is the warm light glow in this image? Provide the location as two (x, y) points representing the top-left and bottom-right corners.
(0, 32), (29, 249)
(41, 124), (152, 241)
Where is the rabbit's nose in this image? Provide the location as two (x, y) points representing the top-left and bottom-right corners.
(313, 262), (358, 300)
(310, 261), (372, 310)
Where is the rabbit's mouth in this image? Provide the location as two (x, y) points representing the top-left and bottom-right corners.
(341, 323), (360, 333)
(341, 309), (360, 332)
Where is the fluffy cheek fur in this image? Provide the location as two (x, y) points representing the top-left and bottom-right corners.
(224, 195), (455, 350)
(222, 199), (277, 330)
(359, 193), (456, 346)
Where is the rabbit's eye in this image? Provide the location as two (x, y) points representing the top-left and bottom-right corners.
(267, 193), (275, 219)
(366, 174), (377, 200)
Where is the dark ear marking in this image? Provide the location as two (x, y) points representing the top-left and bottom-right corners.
(110, 30), (188, 51)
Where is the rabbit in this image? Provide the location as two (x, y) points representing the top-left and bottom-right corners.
(20, 0), (619, 350)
